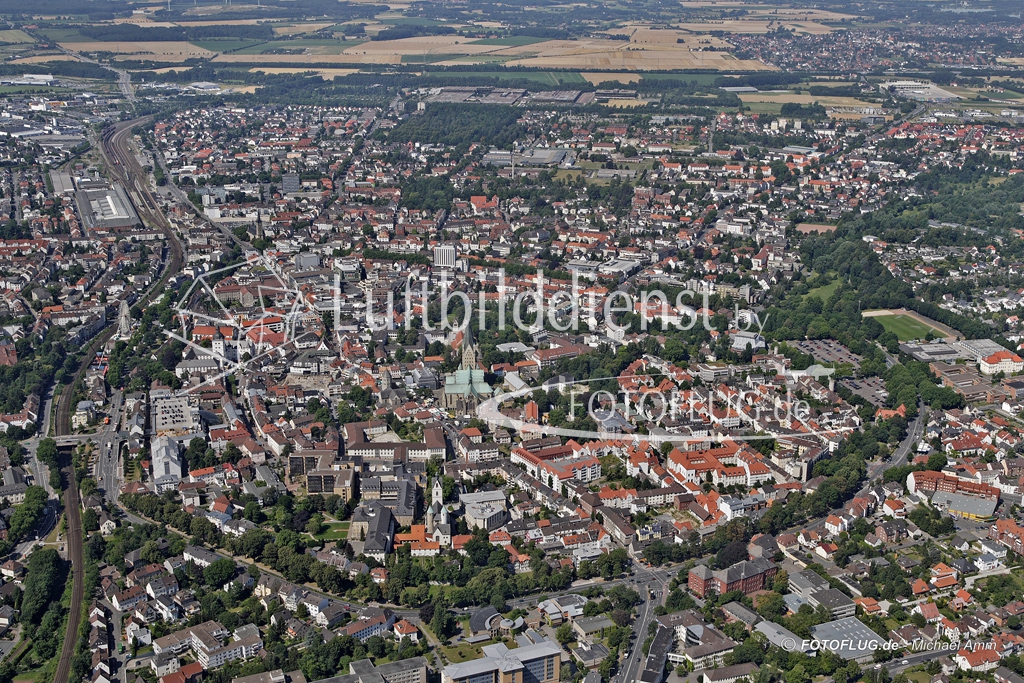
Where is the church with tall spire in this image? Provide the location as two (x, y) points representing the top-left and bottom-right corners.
(442, 325), (491, 412)
(460, 324), (478, 371)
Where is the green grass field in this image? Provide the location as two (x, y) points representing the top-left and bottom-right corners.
(234, 38), (352, 54)
(874, 314), (937, 341)
(0, 30), (34, 44)
(641, 73), (724, 85)
(807, 279), (840, 301)
(190, 38), (267, 52)
(37, 28), (87, 42)
(447, 55), (518, 64)
(317, 521), (351, 541)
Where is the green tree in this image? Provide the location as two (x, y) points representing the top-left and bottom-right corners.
(203, 557), (237, 587)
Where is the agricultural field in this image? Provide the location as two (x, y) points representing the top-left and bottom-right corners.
(738, 91), (882, 108)
(0, 29), (33, 43)
(59, 40), (215, 61)
(581, 72), (642, 84)
(249, 67), (361, 79)
(676, 19), (836, 34)
(189, 38), (267, 53)
(209, 32), (762, 71)
(34, 12), (775, 73)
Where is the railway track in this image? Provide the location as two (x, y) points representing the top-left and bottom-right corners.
(51, 117), (184, 683)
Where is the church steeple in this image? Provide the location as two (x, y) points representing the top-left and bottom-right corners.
(460, 324), (478, 371)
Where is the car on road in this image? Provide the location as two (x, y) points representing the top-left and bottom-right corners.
(901, 661), (908, 665)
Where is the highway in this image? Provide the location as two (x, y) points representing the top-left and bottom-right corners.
(58, 45), (134, 101)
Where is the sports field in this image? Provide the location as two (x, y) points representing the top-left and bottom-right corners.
(873, 315), (938, 341)
(863, 308), (955, 341)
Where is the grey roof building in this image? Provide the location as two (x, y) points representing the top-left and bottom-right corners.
(930, 490), (997, 520)
(788, 569), (830, 599)
(810, 617), (885, 662)
(755, 621), (814, 655)
(351, 502), (395, 561)
(808, 588), (856, 620)
(721, 602), (761, 627)
(310, 658), (428, 683)
(75, 184), (141, 232)
(704, 664), (760, 683)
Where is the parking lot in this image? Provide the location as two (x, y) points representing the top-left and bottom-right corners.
(797, 339), (862, 369)
(840, 376), (889, 406)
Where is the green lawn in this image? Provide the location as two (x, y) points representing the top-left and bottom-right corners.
(874, 314), (938, 341)
(906, 673), (930, 683)
(807, 279), (840, 301)
(741, 102), (783, 114)
(317, 521), (351, 541)
(442, 638), (516, 663)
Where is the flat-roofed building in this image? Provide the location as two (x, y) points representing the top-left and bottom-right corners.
(442, 639), (561, 683)
(75, 184), (141, 233)
(311, 658), (428, 683)
(807, 588), (856, 620)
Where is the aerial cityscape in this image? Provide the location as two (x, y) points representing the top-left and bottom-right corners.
(0, 3), (1023, 683)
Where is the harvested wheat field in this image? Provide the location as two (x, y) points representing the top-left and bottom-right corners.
(111, 17), (178, 26)
(747, 8), (857, 21)
(61, 41), (215, 61)
(272, 23), (337, 35)
(214, 34), (772, 71)
(9, 55), (80, 64)
(676, 19), (836, 34)
(500, 39), (772, 71)
(603, 26), (733, 49)
(581, 73), (642, 84)
(215, 52), (399, 64)
(176, 19), (269, 26)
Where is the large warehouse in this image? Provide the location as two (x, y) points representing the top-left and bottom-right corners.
(75, 183), (141, 234)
